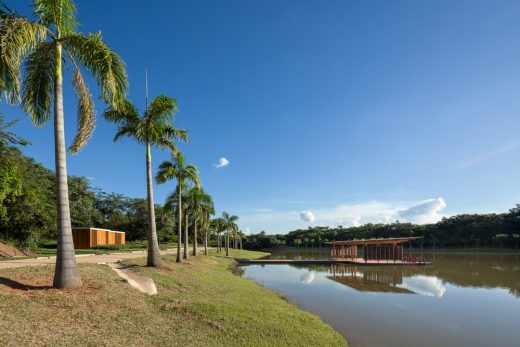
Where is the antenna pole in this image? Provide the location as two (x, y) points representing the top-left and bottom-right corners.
(145, 69), (149, 110)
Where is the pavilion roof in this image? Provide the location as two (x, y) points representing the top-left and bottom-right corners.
(325, 237), (421, 246)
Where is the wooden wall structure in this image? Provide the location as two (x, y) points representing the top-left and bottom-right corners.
(72, 227), (126, 249)
(326, 237), (421, 263)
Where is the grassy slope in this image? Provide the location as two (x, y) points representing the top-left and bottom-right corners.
(0, 250), (346, 347)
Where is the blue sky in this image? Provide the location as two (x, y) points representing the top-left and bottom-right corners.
(4, 0), (520, 233)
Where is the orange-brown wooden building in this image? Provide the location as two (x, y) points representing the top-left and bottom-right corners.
(325, 237), (422, 263)
(71, 227), (126, 249)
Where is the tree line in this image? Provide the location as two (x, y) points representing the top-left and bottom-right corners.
(243, 207), (520, 250)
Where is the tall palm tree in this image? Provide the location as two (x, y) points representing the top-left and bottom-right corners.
(0, 1), (127, 288)
(104, 96), (186, 267)
(185, 187), (214, 256)
(157, 152), (199, 263)
(210, 217), (224, 253)
(221, 212), (239, 257)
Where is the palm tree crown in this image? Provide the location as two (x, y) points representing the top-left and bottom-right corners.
(0, 0), (127, 151)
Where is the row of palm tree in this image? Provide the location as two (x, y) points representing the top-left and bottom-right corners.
(0, 0), (244, 288)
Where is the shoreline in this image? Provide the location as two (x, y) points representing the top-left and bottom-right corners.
(0, 249), (347, 346)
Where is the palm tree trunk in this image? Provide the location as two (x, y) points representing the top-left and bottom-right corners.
(176, 183), (182, 263)
(204, 231), (208, 255)
(52, 42), (81, 289)
(145, 143), (162, 267)
(240, 237), (242, 250)
(184, 213), (189, 259)
(192, 221), (198, 256)
(225, 230), (229, 256)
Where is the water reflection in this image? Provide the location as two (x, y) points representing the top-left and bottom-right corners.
(263, 250), (520, 297)
(399, 275), (446, 297)
(242, 251), (520, 347)
(300, 270), (315, 284)
(327, 265), (416, 294)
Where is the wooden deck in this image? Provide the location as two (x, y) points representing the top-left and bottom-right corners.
(235, 258), (431, 266)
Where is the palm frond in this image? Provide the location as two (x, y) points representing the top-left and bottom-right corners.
(163, 124), (188, 143)
(156, 161), (177, 184)
(145, 94), (178, 124)
(0, 14), (47, 102)
(68, 65), (95, 153)
(113, 124), (138, 143)
(103, 100), (139, 124)
(62, 32), (127, 107)
(103, 101), (140, 143)
(21, 41), (54, 126)
(33, 0), (78, 36)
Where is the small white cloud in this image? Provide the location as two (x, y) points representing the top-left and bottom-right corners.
(351, 216), (361, 227)
(300, 211), (315, 223)
(213, 157), (229, 168)
(398, 198), (446, 224)
(86, 176), (95, 181)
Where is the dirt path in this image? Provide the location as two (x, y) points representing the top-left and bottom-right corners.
(0, 249), (178, 270)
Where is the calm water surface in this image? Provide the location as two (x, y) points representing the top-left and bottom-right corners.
(240, 249), (520, 347)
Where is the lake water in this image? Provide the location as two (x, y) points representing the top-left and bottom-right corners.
(240, 249), (520, 347)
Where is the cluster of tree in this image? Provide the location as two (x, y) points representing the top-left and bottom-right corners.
(0, 0), (246, 289)
(0, 143), (175, 248)
(243, 207), (520, 250)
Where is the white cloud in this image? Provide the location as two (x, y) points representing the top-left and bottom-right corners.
(213, 157), (229, 168)
(300, 211), (315, 223)
(239, 197), (448, 232)
(398, 197), (446, 224)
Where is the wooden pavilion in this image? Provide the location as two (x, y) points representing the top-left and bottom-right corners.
(71, 227), (126, 249)
(325, 237), (422, 264)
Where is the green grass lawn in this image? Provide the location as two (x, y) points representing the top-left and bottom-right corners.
(0, 251), (346, 347)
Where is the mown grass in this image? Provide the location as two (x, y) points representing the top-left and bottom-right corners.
(0, 251), (346, 347)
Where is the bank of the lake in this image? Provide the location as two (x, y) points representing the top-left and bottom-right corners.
(0, 249), (347, 347)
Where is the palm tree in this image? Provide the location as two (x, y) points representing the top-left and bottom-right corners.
(221, 212), (239, 257)
(0, 1), (127, 288)
(157, 152), (199, 263)
(104, 96), (186, 267)
(211, 217), (225, 253)
(185, 187), (214, 256)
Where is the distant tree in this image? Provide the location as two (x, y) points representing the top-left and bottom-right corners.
(157, 152), (199, 263)
(222, 212), (239, 256)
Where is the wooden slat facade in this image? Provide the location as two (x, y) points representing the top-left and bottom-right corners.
(72, 227), (126, 249)
(326, 237), (420, 263)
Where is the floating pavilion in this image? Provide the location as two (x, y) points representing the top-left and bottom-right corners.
(236, 237), (428, 266)
(325, 237), (424, 264)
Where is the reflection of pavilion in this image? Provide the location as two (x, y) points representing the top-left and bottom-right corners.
(327, 265), (446, 296)
(327, 265), (415, 294)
